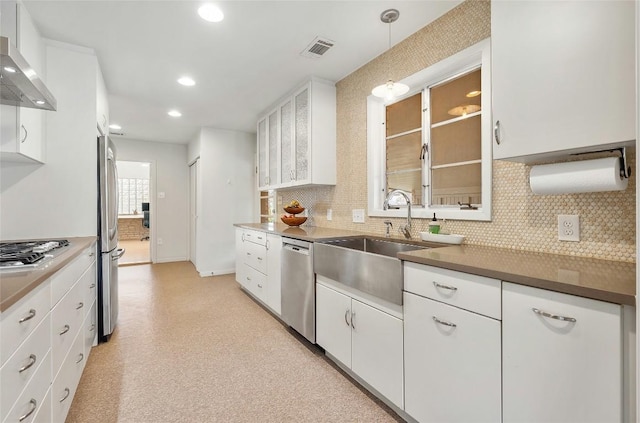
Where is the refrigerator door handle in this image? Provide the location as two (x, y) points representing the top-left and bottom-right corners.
(111, 248), (126, 261)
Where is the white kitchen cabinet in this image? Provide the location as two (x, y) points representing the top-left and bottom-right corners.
(316, 280), (403, 409)
(96, 66), (109, 135)
(502, 282), (622, 422)
(0, 1), (46, 163)
(0, 240), (96, 423)
(266, 233), (282, 315)
(235, 228), (281, 315)
(256, 77), (336, 190)
(404, 292), (501, 423)
(316, 282), (352, 368)
(491, 1), (635, 162)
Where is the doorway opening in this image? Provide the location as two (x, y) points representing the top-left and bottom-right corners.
(117, 160), (151, 265)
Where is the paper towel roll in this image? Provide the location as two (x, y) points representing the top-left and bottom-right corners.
(529, 157), (628, 195)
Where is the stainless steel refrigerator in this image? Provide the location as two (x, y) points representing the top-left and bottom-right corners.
(97, 135), (125, 341)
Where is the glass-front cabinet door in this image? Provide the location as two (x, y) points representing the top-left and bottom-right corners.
(280, 99), (293, 186)
(257, 117), (268, 189)
(267, 109), (278, 187)
(293, 87), (310, 185)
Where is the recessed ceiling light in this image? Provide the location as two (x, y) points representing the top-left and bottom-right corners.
(466, 90), (481, 98)
(177, 76), (196, 86)
(3, 66), (17, 73)
(168, 110), (182, 117)
(35, 100), (46, 105)
(198, 4), (224, 22)
(109, 124), (122, 130)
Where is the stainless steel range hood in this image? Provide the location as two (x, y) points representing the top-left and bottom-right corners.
(0, 36), (56, 111)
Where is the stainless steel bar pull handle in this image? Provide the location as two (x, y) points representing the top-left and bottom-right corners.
(18, 354), (37, 373)
(532, 308), (576, 323)
(257, 283), (263, 288)
(18, 399), (37, 422)
(351, 311), (356, 329)
(257, 257), (263, 261)
(433, 316), (457, 328)
(344, 310), (350, 327)
(433, 281), (458, 291)
(76, 302), (84, 310)
(90, 324), (96, 332)
(20, 124), (28, 143)
(76, 353), (84, 364)
(19, 309), (36, 323)
(59, 388), (70, 403)
(89, 283), (96, 289)
(59, 324), (70, 335)
(112, 248), (126, 261)
(494, 120), (501, 145)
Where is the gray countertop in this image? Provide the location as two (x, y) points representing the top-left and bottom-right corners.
(0, 237), (97, 312)
(237, 223), (636, 306)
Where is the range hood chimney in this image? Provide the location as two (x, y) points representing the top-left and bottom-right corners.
(0, 36), (56, 111)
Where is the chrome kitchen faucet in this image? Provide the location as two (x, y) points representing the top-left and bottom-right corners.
(383, 190), (411, 239)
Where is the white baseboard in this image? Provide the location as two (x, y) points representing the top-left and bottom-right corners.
(155, 256), (188, 263)
(198, 268), (235, 277)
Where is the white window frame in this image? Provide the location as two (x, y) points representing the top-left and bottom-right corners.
(367, 38), (492, 221)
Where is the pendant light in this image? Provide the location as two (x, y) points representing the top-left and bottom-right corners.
(371, 9), (409, 101)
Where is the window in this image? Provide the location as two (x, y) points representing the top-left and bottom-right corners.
(260, 190), (276, 223)
(118, 178), (150, 215)
(368, 39), (492, 221)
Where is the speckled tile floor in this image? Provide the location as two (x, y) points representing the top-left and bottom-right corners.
(66, 262), (403, 423)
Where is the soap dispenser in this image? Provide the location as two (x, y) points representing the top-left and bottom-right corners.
(428, 213), (440, 234)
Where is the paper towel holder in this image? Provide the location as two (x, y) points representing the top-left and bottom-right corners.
(572, 147), (631, 179)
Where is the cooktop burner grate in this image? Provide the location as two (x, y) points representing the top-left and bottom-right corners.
(0, 239), (69, 267)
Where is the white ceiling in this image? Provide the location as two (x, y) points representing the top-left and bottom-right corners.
(24, 1), (462, 144)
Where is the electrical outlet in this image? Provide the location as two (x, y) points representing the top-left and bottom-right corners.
(558, 215), (580, 242)
(326, 208), (332, 221)
(352, 209), (365, 223)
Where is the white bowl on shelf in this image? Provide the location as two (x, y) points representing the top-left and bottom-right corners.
(419, 232), (465, 245)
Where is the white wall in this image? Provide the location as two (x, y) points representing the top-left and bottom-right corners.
(114, 138), (189, 263)
(0, 41), (98, 240)
(189, 127), (256, 276)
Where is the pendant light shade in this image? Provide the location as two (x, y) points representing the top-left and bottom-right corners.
(371, 9), (408, 101)
(372, 80), (410, 101)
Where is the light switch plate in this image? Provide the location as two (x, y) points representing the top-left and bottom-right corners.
(327, 208), (332, 221)
(352, 209), (365, 223)
(558, 215), (580, 242)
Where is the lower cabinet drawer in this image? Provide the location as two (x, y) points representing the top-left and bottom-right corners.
(1, 314), (51, 415)
(51, 330), (85, 423)
(244, 241), (267, 274)
(51, 243), (96, 307)
(245, 265), (267, 303)
(3, 349), (51, 423)
(404, 262), (501, 320)
(51, 278), (85, 373)
(84, 301), (97, 354)
(1, 281), (51, 367)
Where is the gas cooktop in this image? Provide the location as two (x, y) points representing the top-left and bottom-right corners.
(0, 240), (69, 269)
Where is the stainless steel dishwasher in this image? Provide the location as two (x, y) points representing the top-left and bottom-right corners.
(281, 237), (315, 343)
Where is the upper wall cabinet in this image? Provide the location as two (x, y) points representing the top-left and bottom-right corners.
(0, 1), (46, 163)
(257, 77), (336, 190)
(96, 66), (109, 135)
(491, 1), (635, 163)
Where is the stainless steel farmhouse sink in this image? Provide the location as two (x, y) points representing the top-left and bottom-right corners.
(314, 237), (431, 305)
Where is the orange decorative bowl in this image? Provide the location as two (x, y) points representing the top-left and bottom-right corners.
(284, 206), (305, 215)
(281, 216), (307, 226)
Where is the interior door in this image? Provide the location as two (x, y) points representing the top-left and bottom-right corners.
(189, 159), (199, 266)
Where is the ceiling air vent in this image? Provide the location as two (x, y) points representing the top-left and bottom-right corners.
(300, 36), (335, 59)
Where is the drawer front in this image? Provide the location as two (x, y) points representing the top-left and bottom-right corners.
(243, 229), (267, 246)
(404, 262), (501, 320)
(84, 301), (97, 356)
(51, 331), (84, 423)
(31, 387), (51, 423)
(51, 243), (96, 307)
(244, 241), (267, 274)
(3, 349), (51, 423)
(1, 314), (51, 415)
(0, 281), (51, 366)
(51, 278), (85, 375)
(81, 262), (97, 319)
(245, 265), (267, 303)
